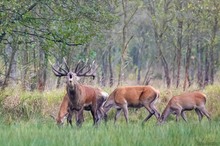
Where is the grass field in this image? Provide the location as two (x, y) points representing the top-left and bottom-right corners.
(0, 85), (220, 146)
(0, 120), (219, 146)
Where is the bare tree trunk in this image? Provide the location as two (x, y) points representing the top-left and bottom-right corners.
(204, 47), (209, 86)
(21, 43), (29, 90)
(37, 48), (47, 92)
(172, 53), (176, 85)
(137, 46), (141, 84)
(118, 0), (137, 86)
(161, 53), (171, 88)
(137, 39), (145, 85)
(101, 51), (108, 87)
(183, 23), (192, 91)
(108, 44), (114, 87)
(118, 0), (127, 86)
(154, 31), (171, 88)
(147, 0), (172, 88)
(210, 16), (218, 84)
(197, 41), (204, 88)
(2, 44), (17, 90)
(143, 63), (153, 85)
(30, 47), (37, 91)
(190, 58), (195, 84)
(175, 1), (183, 88)
(210, 46), (214, 84)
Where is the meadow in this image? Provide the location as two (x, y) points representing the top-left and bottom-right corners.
(0, 120), (220, 146)
(0, 84), (220, 146)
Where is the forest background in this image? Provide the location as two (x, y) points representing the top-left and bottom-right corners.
(1, 0), (220, 91)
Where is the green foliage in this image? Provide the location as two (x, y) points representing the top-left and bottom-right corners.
(1, 0), (116, 48)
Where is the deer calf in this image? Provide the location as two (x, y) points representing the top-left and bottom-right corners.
(159, 91), (211, 123)
(102, 85), (160, 124)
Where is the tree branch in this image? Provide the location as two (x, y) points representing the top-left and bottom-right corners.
(12, 30), (82, 46)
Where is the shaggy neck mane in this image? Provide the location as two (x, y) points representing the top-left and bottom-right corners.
(66, 83), (82, 110)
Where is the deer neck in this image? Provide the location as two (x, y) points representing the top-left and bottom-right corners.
(66, 83), (82, 110)
(161, 105), (171, 122)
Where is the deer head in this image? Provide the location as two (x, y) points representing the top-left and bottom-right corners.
(51, 59), (97, 89)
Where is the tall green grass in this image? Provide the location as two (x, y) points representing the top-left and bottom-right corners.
(0, 120), (219, 146)
(1, 85), (220, 145)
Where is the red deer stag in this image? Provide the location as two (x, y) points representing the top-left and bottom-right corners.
(159, 91), (211, 123)
(54, 89), (108, 126)
(102, 85), (160, 124)
(51, 59), (108, 126)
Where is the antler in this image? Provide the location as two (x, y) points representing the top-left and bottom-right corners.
(50, 59), (69, 77)
(75, 60), (98, 79)
(74, 60), (86, 73)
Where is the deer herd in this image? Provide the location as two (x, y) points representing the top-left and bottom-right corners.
(50, 59), (211, 127)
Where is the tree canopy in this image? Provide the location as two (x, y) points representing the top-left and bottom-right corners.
(0, 0), (220, 90)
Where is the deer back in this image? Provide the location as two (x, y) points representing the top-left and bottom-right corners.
(114, 86), (159, 105)
(169, 91), (206, 108)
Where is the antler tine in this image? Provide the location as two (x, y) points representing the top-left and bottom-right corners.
(74, 60), (83, 73)
(76, 60), (98, 79)
(75, 60), (89, 74)
(49, 59), (68, 77)
(63, 58), (70, 72)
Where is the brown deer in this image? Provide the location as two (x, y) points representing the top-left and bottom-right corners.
(101, 85), (160, 124)
(159, 91), (211, 123)
(51, 59), (108, 126)
(53, 88), (108, 126)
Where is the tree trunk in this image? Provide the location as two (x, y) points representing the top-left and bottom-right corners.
(197, 41), (204, 88)
(172, 53), (176, 85)
(2, 44), (17, 90)
(21, 43), (29, 90)
(101, 51), (108, 87)
(137, 46), (141, 84)
(210, 16), (218, 84)
(176, 1), (183, 88)
(183, 24), (192, 91)
(154, 31), (171, 88)
(108, 44), (114, 87)
(118, 0), (127, 86)
(204, 47), (209, 86)
(37, 48), (47, 92)
(30, 47), (37, 91)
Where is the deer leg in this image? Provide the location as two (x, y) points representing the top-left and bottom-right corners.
(91, 105), (99, 125)
(114, 108), (122, 124)
(100, 106), (110, 123)
(102, 101), (116, 122)
(67, 110), (73, 127)
(150, 103), (160, 120)
(195, 108), (203, 122)
(76, 108), (84, 127)
(175, 109), (181, 122)
(96, 109), (102, 123)
(198, 107), (211, 121)
(142, 104), (155, 123)
(181, 111), (187, 122)
(120, 103), (129, 123)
